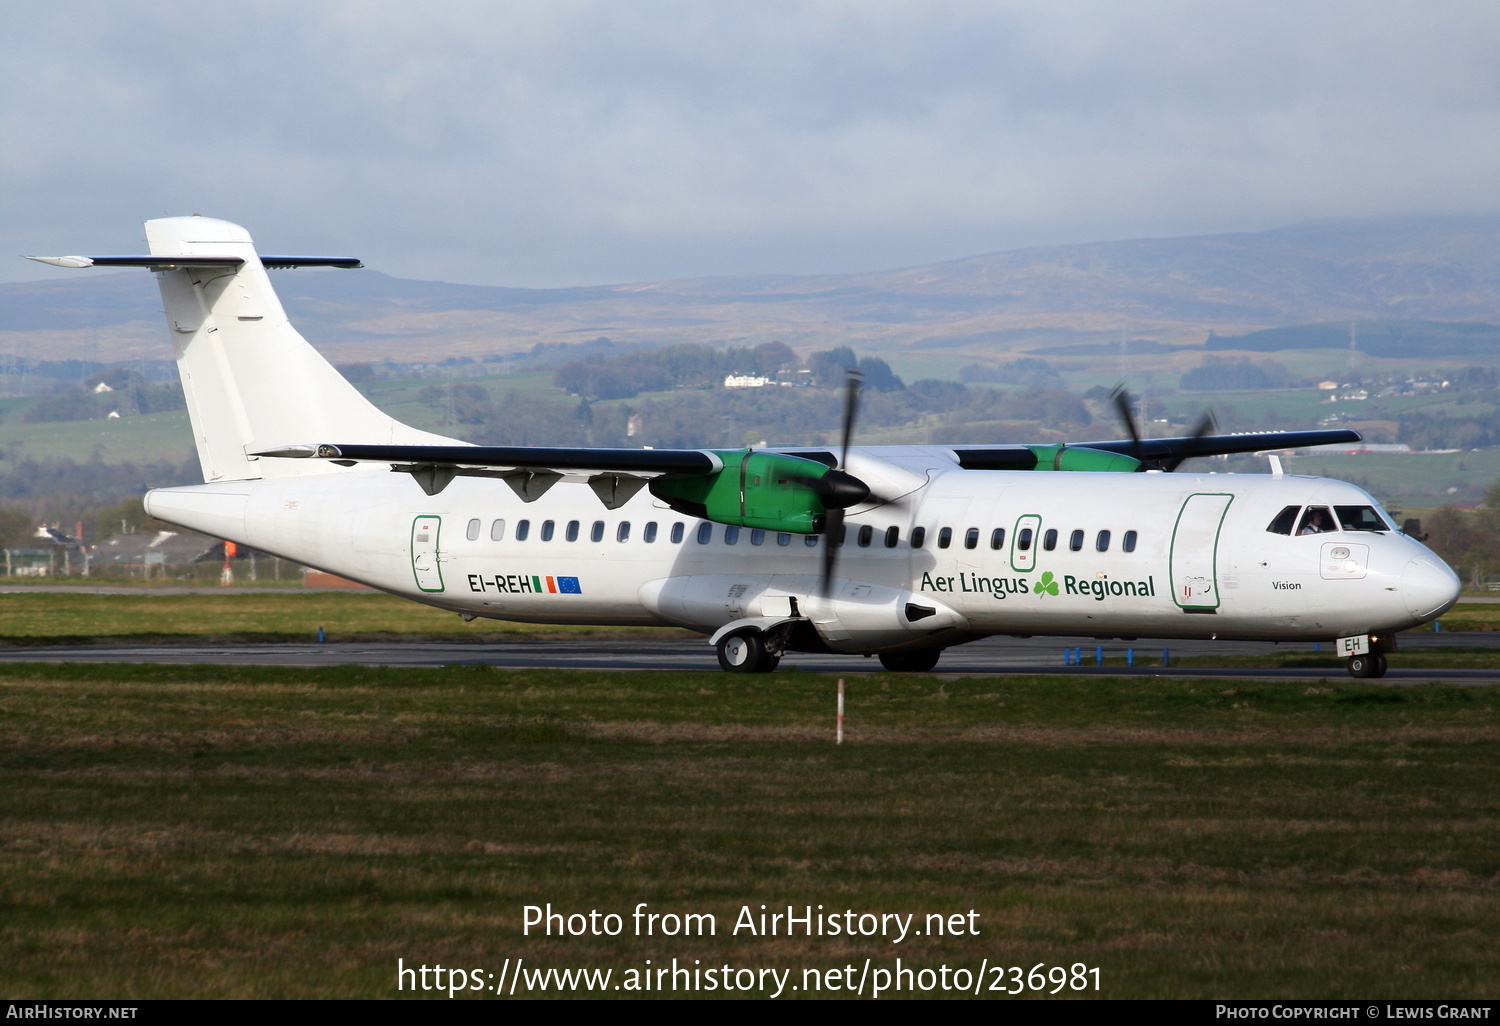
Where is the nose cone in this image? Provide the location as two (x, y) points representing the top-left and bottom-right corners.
(1402, 555), (1462, 621)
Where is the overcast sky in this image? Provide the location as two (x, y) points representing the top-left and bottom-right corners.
(4, 1), (1500, 287)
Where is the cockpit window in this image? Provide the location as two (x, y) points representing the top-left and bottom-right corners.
(1267, 505), (1300, 535)
(1335, 505), (1390, 532)
(1297, 506), (1336, 535)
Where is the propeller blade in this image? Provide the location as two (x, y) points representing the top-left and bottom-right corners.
(838, 368), (863, 470)
(820, 368), (862, 595)
(1110, 384), (1143, 461)
(1161, 410), (1219, 472)
(819, 508), (844, 597)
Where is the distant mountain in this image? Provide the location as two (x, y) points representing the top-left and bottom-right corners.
(3, 214), (1499, 364)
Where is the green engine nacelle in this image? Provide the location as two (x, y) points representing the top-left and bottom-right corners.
(650, 450), (833, 533)
(1026, 444), (1142, 473)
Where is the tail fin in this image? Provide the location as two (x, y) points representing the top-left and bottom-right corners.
(141, 216), (459, 482)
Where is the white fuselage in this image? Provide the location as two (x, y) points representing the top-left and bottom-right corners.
(145, 457), (1461, 655)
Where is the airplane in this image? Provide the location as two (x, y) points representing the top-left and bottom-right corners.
(27, 216), (1462, 679)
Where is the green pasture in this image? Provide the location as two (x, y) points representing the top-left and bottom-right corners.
(0, 409), (194, 466)
(0, 591), (690, 644)
(1283, 450), (1500, 505)
(0, 664), (1495, 999)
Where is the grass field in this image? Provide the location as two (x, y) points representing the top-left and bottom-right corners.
(0, 409), (194, 466)
(0, 591), (691, 644)
(0, 662), (1496, 999)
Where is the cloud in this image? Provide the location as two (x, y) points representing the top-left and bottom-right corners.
(4, 1), (1500, 286)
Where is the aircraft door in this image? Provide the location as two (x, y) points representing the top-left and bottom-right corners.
(410, 515), (444, 593)
(1011, 514), (1042, 572)
(1170, 493), (1233, 611)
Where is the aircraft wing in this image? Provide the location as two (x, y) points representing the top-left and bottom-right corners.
(254, 443), (721, 475)
(947, 429), (1364, 470)
(253, 442), (733, 503)
(259, 426), (1366, 479)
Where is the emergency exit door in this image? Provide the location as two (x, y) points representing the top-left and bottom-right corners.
(410, 515), (444, 592)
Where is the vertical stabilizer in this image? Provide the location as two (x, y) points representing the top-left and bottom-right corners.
(144, 216), (460, 482)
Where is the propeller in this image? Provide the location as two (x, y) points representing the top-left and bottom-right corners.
(1110, 385), (1218, 472)
(1160, 410), (1219, 472)
(787, 368), (907, 595)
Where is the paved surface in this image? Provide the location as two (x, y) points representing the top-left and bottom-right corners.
(1, 632), (1495, 684)
(5, 583), (1500, 604)
(0, 585), (343, 595)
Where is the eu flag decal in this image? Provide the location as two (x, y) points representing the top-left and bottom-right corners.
(556, 576), (582, 594)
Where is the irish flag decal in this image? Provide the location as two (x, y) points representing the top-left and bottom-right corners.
(531, 576), (582, 594)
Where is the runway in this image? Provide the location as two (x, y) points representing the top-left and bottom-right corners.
(1, 631), (1496, 683)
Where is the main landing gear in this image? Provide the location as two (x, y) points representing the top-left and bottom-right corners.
(1347, 653), (1388, 679)
(716, 630), (781, 673)
(714, 629), (944, 674)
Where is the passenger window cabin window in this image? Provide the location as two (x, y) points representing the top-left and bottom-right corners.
(490, 519), (505, 541)
(938, 527), (953, 549)
(696, 522), (712, 544)
(1018, 527), (1033, 551)
(1042, 528), (1058, 551)
(885, 526), (900, 548)
(858, 525), (873, 547)
(644, 522), (658, 543)
(515, 519), (530, 541)
(591, 521), (605, 543)
(540, 520), (555, 542)
(805, 534), (819, 547)
(466, 518), (481, 541)
(617, 522), (631, 543)
(1267, 505), (1301, 535)
(671, 523), (685, 544)
(1297, 506), (1335, 536)
(751, 529), (765, 545)
(964, 528), (979, 549)
(911, 527), (926, 548)
(990, 528), (1005, 550)
(1069, 529), (1084, 551)
(777, 533), (792, 546)
(1123, 530), (1137, 553)
(565, 520), (580, 542)
(725, 526), (740, 544)
(1096, 529), (1111, 552)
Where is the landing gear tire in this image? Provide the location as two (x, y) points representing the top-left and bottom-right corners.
(879, 649), (941, 673)
(717, 630), (779, 673)
(1347, 653), (1388, 679)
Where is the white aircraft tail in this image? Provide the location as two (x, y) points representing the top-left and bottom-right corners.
(143, 216), (459, 482)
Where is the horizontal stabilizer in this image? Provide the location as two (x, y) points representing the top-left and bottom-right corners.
(24, 255), (360, 269)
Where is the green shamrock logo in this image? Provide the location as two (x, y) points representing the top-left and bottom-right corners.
(1037, 571), (1059, 597)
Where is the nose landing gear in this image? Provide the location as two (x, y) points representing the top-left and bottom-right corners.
(1347, 653), (1388, 679)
